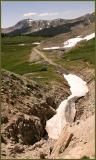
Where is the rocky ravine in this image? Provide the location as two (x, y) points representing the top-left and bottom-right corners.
(1, 68), (95, 159)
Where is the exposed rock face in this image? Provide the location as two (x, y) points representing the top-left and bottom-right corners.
(2, 13), (95, 36)
(5, 114), (44, 145)
(46, 96), (56, 108)
(1, 115), (8, 124)
(1, 68), (95, 159)
(1, 69), (68, 145)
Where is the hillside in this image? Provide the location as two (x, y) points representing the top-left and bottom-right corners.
(1, 69), (69, 158)
(2, 12), (95, 36)
(1, 12), (95, 159)
(1, 66), (95, 159)
(1, 36), (95, 159)
(2, 35), (95, 77)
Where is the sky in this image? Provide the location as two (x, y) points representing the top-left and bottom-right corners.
(1, 1), (95, 28)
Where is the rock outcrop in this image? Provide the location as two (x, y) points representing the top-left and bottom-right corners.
(1, 68), (95, 159)
(5, 114), (44, 145)
(1, 69), (69, 145)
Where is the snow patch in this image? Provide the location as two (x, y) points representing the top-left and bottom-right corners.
(32, 42), (40, 45)
(45, 74), (89, 139)
(63, 37), (83, 48)
(84, 33), (95, 41)
(63, 33), (95, 48)
(42, 33), (95, 50)
(18, 43), (25, 46)
(28, 19), (33, 22)
(64, 74), (89, 99)
(43, 46), (60, 50)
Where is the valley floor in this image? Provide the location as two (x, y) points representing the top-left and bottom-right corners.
(1, 35), (95, 159)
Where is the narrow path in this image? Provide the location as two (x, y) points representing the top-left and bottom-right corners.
(30, 47), (69, 75)
(31, 48), (58, 66)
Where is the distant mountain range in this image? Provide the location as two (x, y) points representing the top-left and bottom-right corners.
(2, 12), (95, 36)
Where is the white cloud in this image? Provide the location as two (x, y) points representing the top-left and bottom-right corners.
(23, 12), (37, 17)
(23, 12), (59, 18)
(39, 13), (49, 17)
(39, 12), (59, 17)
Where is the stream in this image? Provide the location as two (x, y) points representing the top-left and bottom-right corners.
(45, 73), (89, 139)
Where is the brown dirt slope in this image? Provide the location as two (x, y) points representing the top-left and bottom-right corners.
(1, 67), (95, 159)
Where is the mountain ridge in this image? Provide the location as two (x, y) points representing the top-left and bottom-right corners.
(2, 12), (95, 36)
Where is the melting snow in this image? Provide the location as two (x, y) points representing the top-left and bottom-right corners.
(63, 37), (83, 48)
(43, 46), (60, 50)
(45, 74), (89, 139)
(18, 43), (25, 46)
(33, 42), (40, 45)
(84, 33), (95, 41)
(43, 33), (95, 50)
(28, 19), (33, 22)
(64, 74), (89, 99)
(63, 33), (95, 48)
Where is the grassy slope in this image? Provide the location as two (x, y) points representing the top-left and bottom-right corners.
(62, 38), (95, 65)
(2, 36), (47, 44)
(1, 36), (47, 74)
(1, 36), (95, 83)
(1, 36), (61, 83)
(50, 38), (95, 72)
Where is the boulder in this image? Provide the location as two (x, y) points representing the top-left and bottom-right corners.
(1, 115), (8, 124)
(5, 114), (45, 145)
(46, 96), (55, 108)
